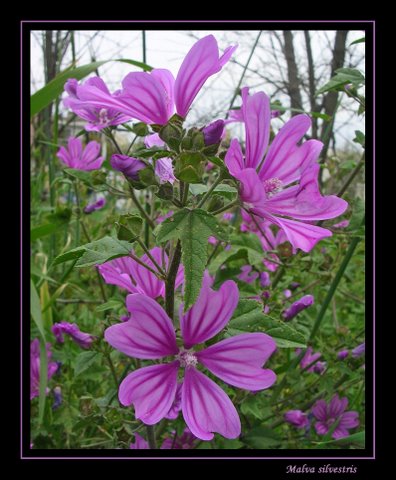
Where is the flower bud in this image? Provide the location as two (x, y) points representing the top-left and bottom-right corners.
(110, 154), (146, 180)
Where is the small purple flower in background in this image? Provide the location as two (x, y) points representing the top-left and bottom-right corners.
(63, 77), (132, 131)
(312, 394), (359, 439)
(156, 211), (174, 224)
(260, 272), (271, 288)
(98, 247), (184, 299)
(208, 235), (217, 245)
(104, 274), (276, 440)
(337, 349), (349, 360)
(57, 137), (104, 171)
(202, 119), (225, 145)
(120, 314), (130, 322)
(352, 342), (365, 358)
(161, 428), (199, 449)
(74, 35), (237, 125)
(110, 154), (147, 180)
(154, 157), (176, 184)
(283, 289), (292, 299)
(83, 197), (106, 214)
(298, 346), (322, 373)
(52, 386), (62, 410)
(237, 265), (259, 284)
(223, 212), (234, 221)
(129, 433), (150, 449)
(282, 295), (314, 321)
(290, 282), (300, 290)
(52, 322), (94, 349)
(271, 110), (281, 118)
(30, 339), (58, 400)
(313, 361), (327, 375)
(332, 219), (350, 229)
(284, 410), (309, 429)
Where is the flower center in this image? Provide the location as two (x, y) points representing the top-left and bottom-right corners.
(263, 177), (283, 198)
(98, 108), (110, 124)
(177, 348), (198, 368)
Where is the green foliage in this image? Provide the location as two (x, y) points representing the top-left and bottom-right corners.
(316, 68), (365, 95)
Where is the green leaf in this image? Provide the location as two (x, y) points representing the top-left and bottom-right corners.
(315, 431), (365, 447)
(75, 351), (101, 376)
(53, 236), (131, 267)
(353, 130), (365, 148)
(31, 58), (153, 118)
(316, 68), (365, 95)
(243, 427), (281, 448)
(95, 299), (123, 312)
(189, 183), (238, 200)
(350, 37), (365, 46)
(228, 300), (307, 348)
(30, 279), (46, 340)
(155, 208), (228, 310)
(63, 168), (107, 191)
(31, 207), (72, 241)
(347, 198), (365, 232)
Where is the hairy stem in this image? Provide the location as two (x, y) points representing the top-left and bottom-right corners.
(165, 240), (182, 319)
(127, 184), (156, 229)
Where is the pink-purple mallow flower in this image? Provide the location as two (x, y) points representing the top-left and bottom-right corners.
(312, 394), (359, 439)
(84, 197), (106, 214)
(104, 274), (277, 440)
(284, 410), (309, 429)
(225, 87), (348, 252)
(73, 35), (237, 125)
(282, 295), (314, 321)
(237, 265), (259, 284)
(337, 349), (349, 360)
(298, 347), (323, 373)
(110, 154), (147, 180)
(52, 322), (94, 349)
(130, 428), (199, 450)
(57, 137), (104, 171)
(63, 77), (132, 131)
(352, 342), (365, 358)
(260, 271), (271, 288)
(129, 433), (150, 449)
(98, 247), (183, 299)
(202, 119), (225, 145)
(30, 339), (58, 400)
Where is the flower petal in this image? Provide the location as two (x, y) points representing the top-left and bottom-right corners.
(225, 138), (245, 176)
(315, 421), (329, 435)
(237, 168), (267, 205)
(197, 333), (277, 390)
(312, 399), (328, 422)
(181, 367), (241, 440)
(258, 114), (312, 181)
(119, 362), (179, 425)
(151, 69), (175, 119)
(180, 275), (239, 348)
(332, 427), (351, 439)
(242, 87), (271, 169)
(97, 261), (136, 293)
(104, 294), (178, 359)
(328, 394), (348, 418)
(128, 247), (166, 298)
(338, 411), (359, 429)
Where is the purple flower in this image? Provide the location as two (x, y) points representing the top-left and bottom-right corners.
(298, 347), (322, 373)
(290, 282), (300, 290)
(110, 154), (147, 180)
(352, 342), (365, 358)
(63, 77), (132, 131)
(237, 265), (259, 284)
(129, 433), (150, 449)
(312, 394), (359, 439)
(165, 383), (182, 420)
(52, 386), (62, 410)
(52, 322), (94, 349)
(104, 274), (277, 440)
(337, 349), (349, 360)
(260, 271), (271, 288)
(208, 235), (217, 245)
(154, 157), (176, 184)
(225, 88), (348, 252)
(202, 119), (225, 145)
(57, 137), (104, 171)
(83, 197), (106, 214)
(98, 247), (184, 299)
(284, 410), (309, 429)
(75, 36), (237, 125)
(161, 428), (199, 449)
(156, 210), (174, 224)
(313, 361), (327, 374)
(282, 295), (314, 321)
(120, 314), (130, 322)
(144, 133), (165, 148)
(30, 339), (58, 400)
(332, 219), (350, 229)
(223, 212), (234, 221)
(283, 289), (292, 299)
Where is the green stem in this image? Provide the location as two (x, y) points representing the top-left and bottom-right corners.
(196, 174), (223, 208)
(105, 129), (123, 154)
(211, 200), (239, 216)
(104, 352), (119, 389)
(181, 182), (189, 206)
(128, 251), (164, 278)
(146, 425), (156, 449)
(136, 237), (167, 277)
(309, 217), (364, 340)
(337, 152), (365, 197)
(127, 184), (156, 229)
(165, 240), (182, 319)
